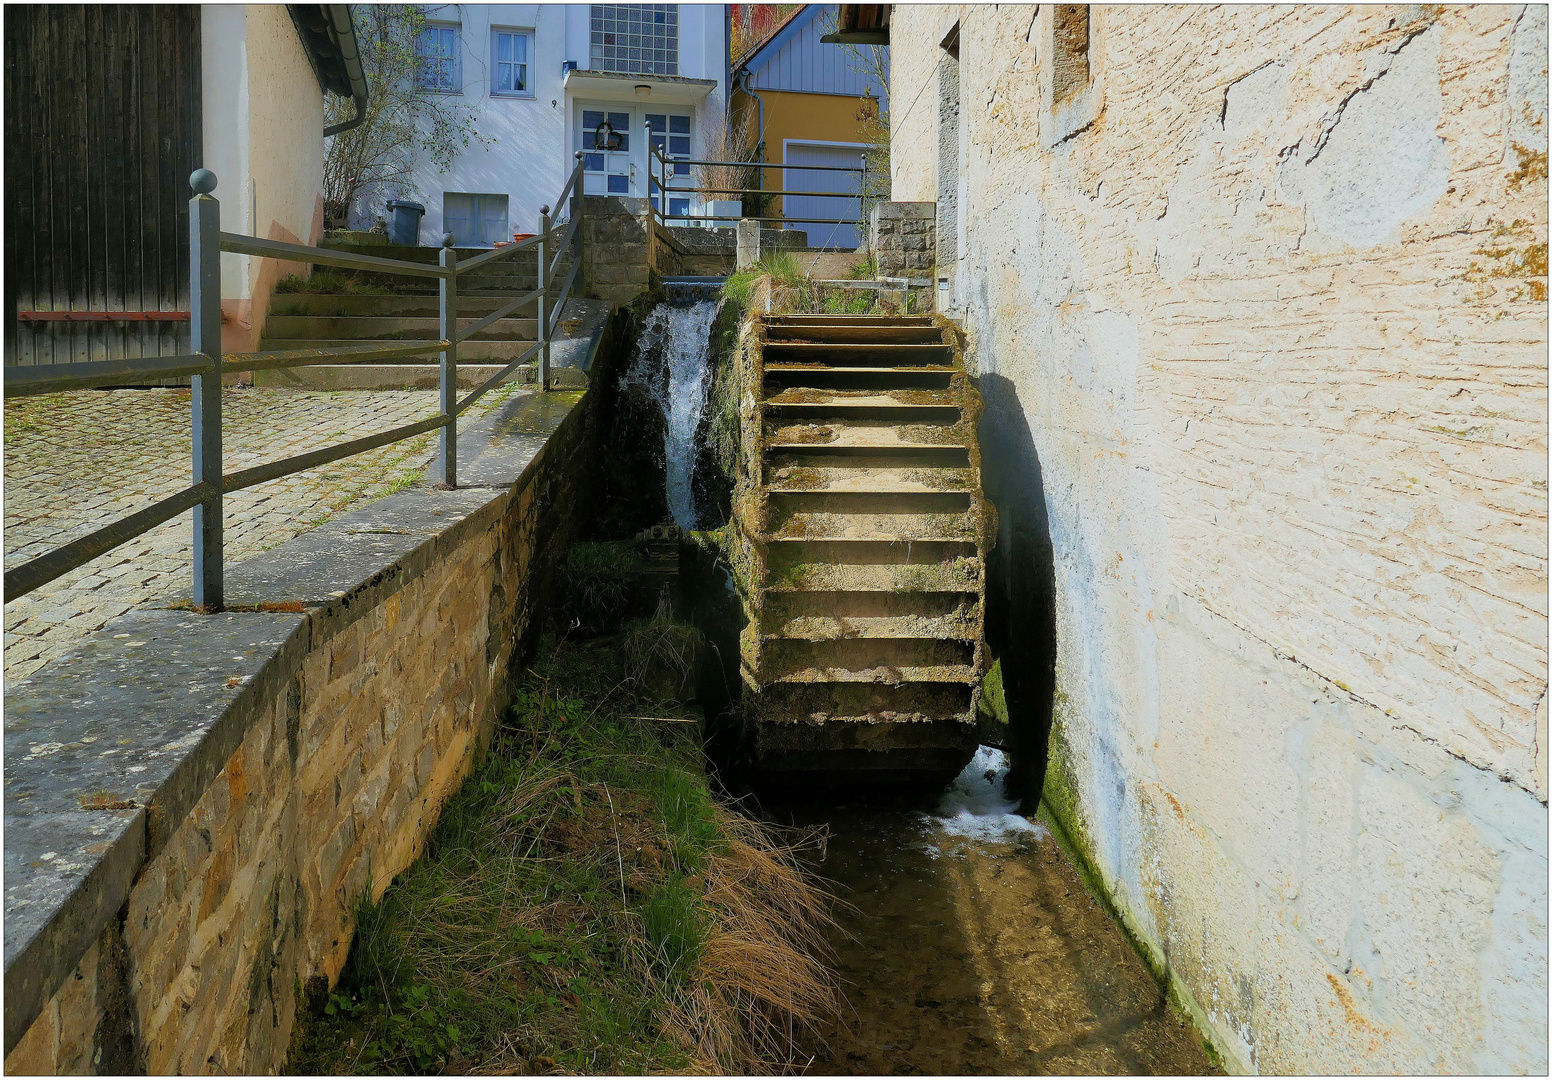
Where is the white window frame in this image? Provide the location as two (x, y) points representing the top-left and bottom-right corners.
(490, 27), (535, 98)
(443, 192), (510, 248)
(416, 21), (462, 94)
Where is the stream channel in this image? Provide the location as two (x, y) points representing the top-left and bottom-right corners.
(628, 286), (1217, 1075)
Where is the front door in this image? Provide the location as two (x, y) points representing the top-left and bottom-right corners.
(645, 111), (694, 222)
(580, 106), (636, 197)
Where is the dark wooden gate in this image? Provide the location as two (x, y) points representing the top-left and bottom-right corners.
(4, 5), (203, 366)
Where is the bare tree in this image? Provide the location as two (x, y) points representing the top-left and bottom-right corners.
(817, 11), (890, 228)
(694, 113), (763, 216)
(323, 6), (491, 230)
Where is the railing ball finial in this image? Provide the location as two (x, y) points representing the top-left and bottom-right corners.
(189, 169), (217, 195)
(541, 205), (551, 216)
(442, 233), (455, 248)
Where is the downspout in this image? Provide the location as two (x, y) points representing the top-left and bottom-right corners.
(736, 67), (767, 216)
(737, 67), (766, 160)
(322, 4), (368, 137)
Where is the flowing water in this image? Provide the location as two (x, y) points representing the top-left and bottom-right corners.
(767, 750), (1220, 1075)
(651, 300), (1216, 1074)
(624, 289), (719, 529)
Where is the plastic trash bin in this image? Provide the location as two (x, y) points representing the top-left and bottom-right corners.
(385, 200), (425, 247)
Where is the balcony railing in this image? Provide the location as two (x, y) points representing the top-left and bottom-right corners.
(648, 145), (869, 229)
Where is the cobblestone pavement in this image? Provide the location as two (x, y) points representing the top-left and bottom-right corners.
(4, 384), (522, 681)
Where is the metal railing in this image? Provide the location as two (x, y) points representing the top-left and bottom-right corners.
(648, 145), (868, 230)
(3, 155), (586, 610)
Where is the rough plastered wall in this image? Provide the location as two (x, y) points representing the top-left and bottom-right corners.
(891, 4), (1548, 1074)
(201, 4), (325, 352)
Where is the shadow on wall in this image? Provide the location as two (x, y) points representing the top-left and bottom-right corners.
(978, 374), (1058, 808)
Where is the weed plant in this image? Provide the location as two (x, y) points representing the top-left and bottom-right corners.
(559, 541), (653, 634)
(287, 617), (837, 1075)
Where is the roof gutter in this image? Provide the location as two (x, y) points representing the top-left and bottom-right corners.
(321, 4), (368, 138)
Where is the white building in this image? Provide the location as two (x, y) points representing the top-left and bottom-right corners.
(368, 3), (730, 246)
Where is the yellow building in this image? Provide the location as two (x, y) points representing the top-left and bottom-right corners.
(730, 4), (887, 248)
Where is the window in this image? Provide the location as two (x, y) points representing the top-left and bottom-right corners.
(646, 113), (691, 177)
(416, 23), (461, 93)
(582, 109), (631, 151)
(443, 192), (509, 247)
(491, 29), (533, 96)
(590, 4), (678, 75)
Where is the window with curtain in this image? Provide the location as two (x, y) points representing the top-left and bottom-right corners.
(416, 23), (461, 92)
(491, 28), (533, 96)
(443, 193), (510, 247)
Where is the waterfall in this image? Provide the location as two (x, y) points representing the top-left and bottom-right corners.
(623, 283), (720, 529)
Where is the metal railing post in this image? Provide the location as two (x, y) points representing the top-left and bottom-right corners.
(571, 158), (584, 278)
(189, 169), (223, 610)
(537, 205), (550, 392)
(438, 234), (458, 486)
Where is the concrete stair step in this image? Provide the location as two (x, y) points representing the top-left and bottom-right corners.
(765, 508), (977, 542)
(764, 612), (979, 641)
(765, 314), (935, 326)
(763, 589), (977, 621)
(254, 339), (539, 362)
(764, 342), (952, 363)
(764, 366), (956, 391)
(269, 294), (539, 317)
(762, 388), (961, 408)
(765, 555), (981, 594)
(765, 465), (974, 493)
(247, 363), (588, 391)
(752, 682), (973, 726)
(765, 420), (969, 451)
(769, 663), (979, 685)
(765, 324), (945, 344)
(263, 316), (537, 342)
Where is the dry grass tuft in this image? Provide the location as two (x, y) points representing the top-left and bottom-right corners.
(286, 626), (840, 1076)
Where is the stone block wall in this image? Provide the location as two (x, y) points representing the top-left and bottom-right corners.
(870, 202), (937, 279)
(581, 196), (652, 305)
(4, 394), (590, 1074)
(890, 4), (1547, 1074)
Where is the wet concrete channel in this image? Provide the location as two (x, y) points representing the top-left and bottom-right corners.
(765, 752), (1219, 1076)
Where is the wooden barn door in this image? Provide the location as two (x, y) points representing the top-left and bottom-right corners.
(3, 5), (203, 367)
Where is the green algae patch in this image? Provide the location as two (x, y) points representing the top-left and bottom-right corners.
(286, 630), (838, 1075)
(1038, 701), (1226, 1072)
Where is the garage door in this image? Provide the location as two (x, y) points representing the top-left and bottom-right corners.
(783, 141), (867, 250)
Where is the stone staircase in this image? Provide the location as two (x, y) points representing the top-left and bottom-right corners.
(737, 313), (991, 785)
(252, 243), (573, 390)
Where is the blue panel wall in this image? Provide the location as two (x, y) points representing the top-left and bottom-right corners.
(746, 5), (888, 103)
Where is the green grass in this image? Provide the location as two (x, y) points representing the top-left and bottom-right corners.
(559, 541), (652, 633)
(720, 251), (807, 308)
(286, 617), (837, 1075)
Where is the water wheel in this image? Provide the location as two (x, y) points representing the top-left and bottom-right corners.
(728, 313), (992, 786)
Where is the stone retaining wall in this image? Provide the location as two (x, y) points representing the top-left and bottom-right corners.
(4, 390), (592, 1074)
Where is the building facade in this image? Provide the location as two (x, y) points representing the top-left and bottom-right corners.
(4, 5), (348, 359)
(371, 3), (730, 246)
(887, 3), (1548, 1073)
(731, 4), (887, 248)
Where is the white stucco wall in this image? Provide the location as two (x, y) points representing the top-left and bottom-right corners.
(385, 3), (727, 245)
(891, 4), (1549, 1073)
(201, 4), (325, 349)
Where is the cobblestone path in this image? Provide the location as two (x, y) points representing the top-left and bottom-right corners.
(3, 385), (520, 681)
